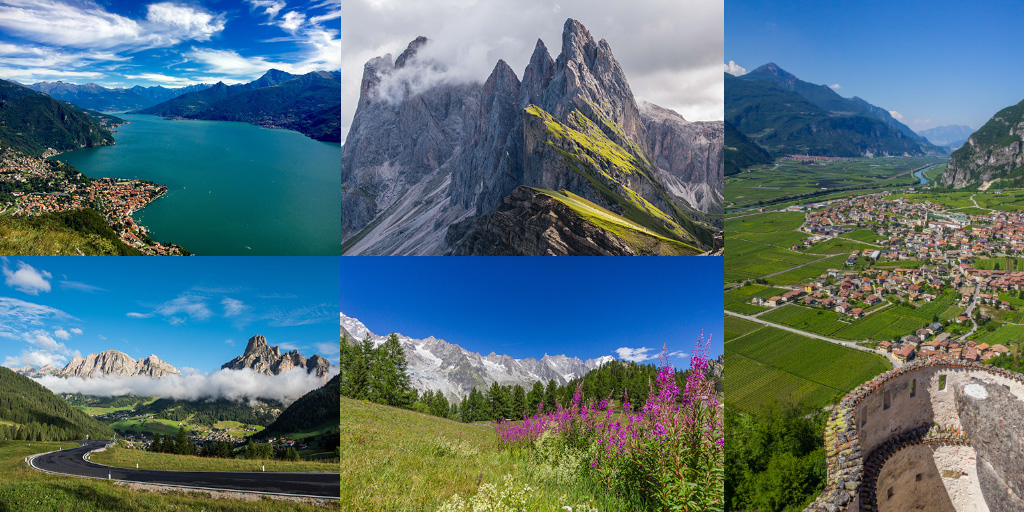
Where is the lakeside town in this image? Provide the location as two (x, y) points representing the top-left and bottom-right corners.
(743, 190), (1024, 367)
(0, 149), (186, 255)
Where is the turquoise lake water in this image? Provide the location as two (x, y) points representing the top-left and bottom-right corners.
(55, 114), (340, 255)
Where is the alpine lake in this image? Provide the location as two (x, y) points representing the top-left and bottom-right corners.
(54, 114), (340, 255)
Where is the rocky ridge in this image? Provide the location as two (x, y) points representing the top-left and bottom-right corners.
(942, 97), (1024, 188)
(341, 313), (614, 400)
(59, 351), (181, 378)
(341, 19), (722, 255)
(221, 334), (332, 380)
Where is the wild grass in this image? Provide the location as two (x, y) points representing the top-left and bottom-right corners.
(0, 441), (335, 511)
(338, 397), (629, 512)
(90, 443), (337, 473)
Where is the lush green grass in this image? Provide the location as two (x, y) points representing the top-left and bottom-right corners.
(725, 327), (891, 414)
(530, 187), (700, 255)
(107, 418), (182, 437)
(90, 443), (337, 473)
(208, 421), (263, 438)
(831, 311), (925, 341)
(974, 257), (1024, 271)
(77, 398), (159, 416)
(0, 209), (142, 256)
(0, 441), (334, 511)
(338, 397), (631, 512)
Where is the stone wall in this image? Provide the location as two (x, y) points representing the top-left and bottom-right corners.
(803, 360), (1024, 512)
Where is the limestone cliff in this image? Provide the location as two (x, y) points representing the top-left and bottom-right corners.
(59, 351), (180, 378)
(221, 335), (331, 380)
(942, 98), (1024, 188)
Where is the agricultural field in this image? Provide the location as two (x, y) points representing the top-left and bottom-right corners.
(725, 284), (791, 315)
(725, 316), (766, 341)
(726, 157), (941, 208)
(0, 441), (333, 511)
(338, 398), (633, 512)
(764, 254), (849, 285)
(758, 305), (846, 336)
(726, 211), (817, 283)
(974, 324), (1024, 347)
(90, 443), (337, 473)
(209, 421), (263, 438)
(974, 257), (1024, 271)
(724, 326), (891, 414)
(75, 398), (158, 416)
(831, 311), (926, 342)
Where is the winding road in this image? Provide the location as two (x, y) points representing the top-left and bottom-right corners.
(29, 442), (339, 499)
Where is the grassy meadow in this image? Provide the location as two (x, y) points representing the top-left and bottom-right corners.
(0, 441), (336, 511)
(338, 397), (636, 512)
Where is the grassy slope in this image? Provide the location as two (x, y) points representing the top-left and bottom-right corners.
(0, 209), (142, 256)
(525, 104), (714, 249)
(338, 397), (627, 512)
(89, 444), (337, 473)
(0, 441), (333, 511)
(530, 187), (700, 255)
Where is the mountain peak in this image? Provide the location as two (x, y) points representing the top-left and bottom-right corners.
(395, 36), (428, 69)
(244, 334), (268, 355)
(751, 62), (795, 79)
(561, 18), (596, 63)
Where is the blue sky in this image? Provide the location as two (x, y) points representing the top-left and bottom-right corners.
(727, 0), (1024, 131)
(0, 0), (340, 88)
(0, 256), (340, 373)
(341, 258), (723, 369)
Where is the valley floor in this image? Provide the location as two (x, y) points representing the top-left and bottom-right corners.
(0, 441), (337, 511)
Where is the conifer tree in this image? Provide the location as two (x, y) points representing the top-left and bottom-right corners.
(511, 384), (526, 419)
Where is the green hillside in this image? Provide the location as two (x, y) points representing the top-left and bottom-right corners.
(947, 97), (1024, 186)
(133, 70), (341, 142)
(724, 120), (773, 175)
(0, 79), (120, 157)
(0, 209), (142, 256)
(725, 72), (924, 157)
(260, 374), (340, 440)
(525, 104), (715, 250)
(0, 367), (114, 441)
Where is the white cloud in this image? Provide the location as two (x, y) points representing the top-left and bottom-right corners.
(225, 339), (235, 346)
(268, 304), (334, 327)
(154, 292), (212, 320)
(889, 110), (903, 120)
(123, 72), (207, 87)
(53, 328), (70, 340)
(829, 83), (841, 89)
(279, 10), (306, 33)
(615, 346), (655, 362)
(341, 0), (723, 138)
(32, 367), (338, 406)
(69, 327), (83, 335)
(145, 2), (225, 42)
(314, 341), (340, 364)
(58, 280), (105, 293)
(222, 298), (248, 317)
(724, 60), (746, 76)
(126, 312), (152, 319)
(3, 260), (52, 295)
(246, 0), (286, 19)
(277, 342), (303, 351)
(3, 349), (69, 368)
(22, 329), (68, 354)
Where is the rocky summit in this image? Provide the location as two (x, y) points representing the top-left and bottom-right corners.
(59, 351), (180, 378)
(221, 334), (332, 380)
(341, 313), (614, 400)
(341, 18), (722, 255)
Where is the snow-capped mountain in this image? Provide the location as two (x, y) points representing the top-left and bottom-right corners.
(341, 313), (614, 400)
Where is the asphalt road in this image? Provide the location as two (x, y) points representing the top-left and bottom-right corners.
(30, 441), (339, 499)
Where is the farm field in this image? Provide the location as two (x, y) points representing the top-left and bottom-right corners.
(724, 326), (892, 414)
(90, 443), (338, 473)
(758, 305), (846, 336)
(107, 418), (182, 436)
(725, 284), (791, 315)
(0, 441), (333, 511)
(974, 324), (1024, 347)
(764, 254), (849, 285)
(725, 316), (766, 341)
